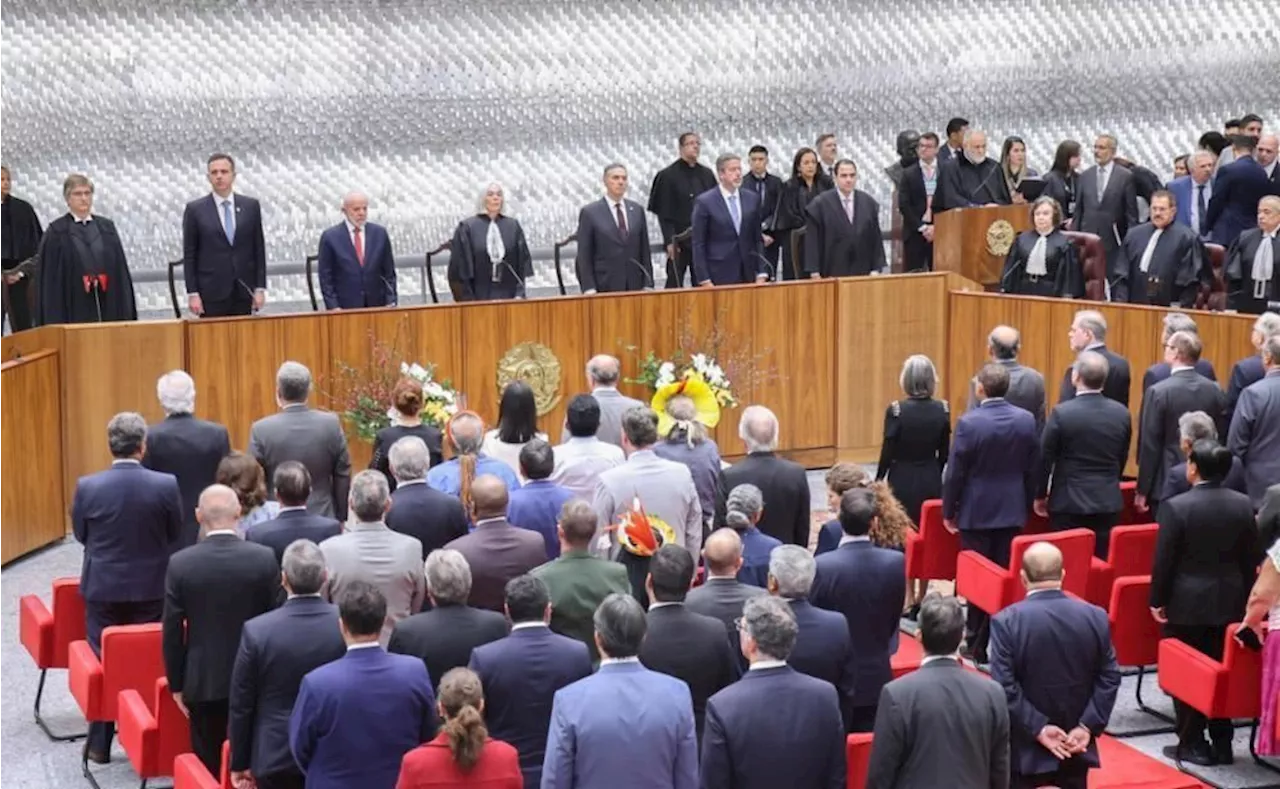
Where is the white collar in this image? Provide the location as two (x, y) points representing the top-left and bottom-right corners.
(838, 534), (871, 546)
(345, 219), (364, 234)
(605, 196), (625, 209)
(921, 654), (959, 666)
(112, 458), (141, 466)
(347, 642), (381, 651)
(212, 191), (235, 205)
(591, 386), (618, 394)
(278, 505), (308, 513)
(837, 189), (855, 201)
(920, 158), (937, 170)
(71, 213), (93, 224)
(749, 660), (788, 671)
(706, 575), (739, 582)
(1264, 229), (1279, 240)
(511, 622), (548, 631)
(720, 186), (739, 201)
(649, 601), (683, 609)
(1025, 587), (1060, 596)
(1171, 364), (1195, 373)
(289, 593), (323, 599)
(395, 478), (427, 488)
(1075, 389), (1103, 396)
(600, 656), (642, 666)
(204, 529), (239, 538)
(474, 516), (506, 528)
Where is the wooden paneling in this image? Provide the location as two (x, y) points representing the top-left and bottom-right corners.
(2, 349), (66, 564)
(1, 325), (64, 362)
(933, 204), (1033, 286)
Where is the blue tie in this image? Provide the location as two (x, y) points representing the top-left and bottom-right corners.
(221, 200), (235, 244)
(728, 194), (741, 233)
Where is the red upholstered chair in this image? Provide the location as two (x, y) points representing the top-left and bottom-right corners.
(220, 739), (232, 789)
(174, 754), (220, 789)
(955, 529), (1095, 618)
(1105, 576), (1174, 736)
(1062, 231), (1107, 301)
(1199, 243), (1227, 311)
(1118, 482), (1139, 525)
(118, 677), (192, 787)
(1023, 509), (1051, 536)
(1085, 523), (1159, 609)
(904, 500), (958, 582)
(846, 732), (874, 789)
(890, 633), (924, 679)
(19, 577), (87, 740)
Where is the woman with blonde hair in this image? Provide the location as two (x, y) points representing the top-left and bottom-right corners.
(215, 450), (278, 534)
(876, 355), (950, 526)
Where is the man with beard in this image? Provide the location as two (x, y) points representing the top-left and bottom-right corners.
(648, 132), (716, 288)
(934, 129), (1007, 211)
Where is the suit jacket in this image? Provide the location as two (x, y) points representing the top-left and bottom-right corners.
(395, 734), (523, 789)
(445, 519), (547, 612)
(1040, 392), (1132, 515)
(1136, 369), (1227, 500)
(690, 187), (766, 285)
(1160, 456), (1249, 502)
(163, 533), (281, 703)
(1042, 170), (1077, 220)
(1167, 174), (1214, 236)
(1058, 344), (1132, 407)
(559, 387), (645, 448)
(575, 198), (652, 293)
(182, 193), (267, 302)
(321, 523), (426, 645)
(385, 481), (470, 561)
(387, 603), (509, 690)
(898, 161), (936, 235)
(1225, 228), (1280, 313)
(228, 596), (347, 777)
(1073, 164), (1138, 257)
(943, 400), (1040, 532)
(1206, 156), (1272, 246)
(289, 647), (437, 789)
(989, 590), (1121, 777)
(595, 449), (704, 557)
(468, 625), (592, 788)
(533, 550), (630, 662)
(1227, 354), (1267, 427)
(317, 221), (397, 309)
(142, 413), (230, 547)
(787, 598), (857, 730)
(866, 659), (1011, 789)
(506, 480), (575, 560)
(638, 603), (741, 739)
(684, 577), (767, 665)
(72, 460), (183, 602)
(541, 661), (698, 789)
(1143, 359), (1216, 391)
(245, 508), (342, 564)
(1149, 483), (1258, 625)
(966, 360), (1046, 433)
(804, 188), (886, 277)
(1227, 370), (1280, 507)
(716, 452), (811, 547)
(250, 404), (352, 520)
(700, 665), (845, 789)
(810, 542), (906, 708)
(1113, 221), (1208, 306)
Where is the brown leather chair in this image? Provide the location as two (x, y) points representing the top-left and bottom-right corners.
(1199, 243), (1227, 311)
(1062, 230), (1107, 301)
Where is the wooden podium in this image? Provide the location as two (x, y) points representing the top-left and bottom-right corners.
(933, 204), (1032, 288)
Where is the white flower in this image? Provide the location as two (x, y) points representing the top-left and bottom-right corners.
(400, 362), (410, 375)
(691, 353), (707, 370)
(658, 361), (675, 377)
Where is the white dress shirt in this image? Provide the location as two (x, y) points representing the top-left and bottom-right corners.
(551, 436), (624, 500)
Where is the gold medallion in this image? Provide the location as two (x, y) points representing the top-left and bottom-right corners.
(986, 219), (1016, 256)
(497, 342), (562, 416)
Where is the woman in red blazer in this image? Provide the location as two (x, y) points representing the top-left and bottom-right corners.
(396, 668), (522, 789)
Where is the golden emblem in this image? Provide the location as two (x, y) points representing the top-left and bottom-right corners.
(986, 219), (1016, 257)
(497, 342), (562, 416)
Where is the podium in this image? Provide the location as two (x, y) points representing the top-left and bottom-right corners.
(933, 204), (1032, 288)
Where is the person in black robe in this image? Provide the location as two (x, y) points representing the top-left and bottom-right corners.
(744, 145), (784, 280)
(647, 132), (716, 288)
(36, 174), (137, 326)
(1113, 190), (1209, 307)
(1042, 140), (1082, 223)
(2, 166), (44, 332)
(1001, 196), (1084, 298)
(1225, 195), (1280, 314)
(448, 182), (533, 301)
(804, 160), (885, 278)
(772, 147), (833, 280)
(933, 130), (1009, 212)
(876, 355), (951, 526)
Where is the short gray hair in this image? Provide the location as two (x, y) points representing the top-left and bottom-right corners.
(1166, 330), (1202, 363)
(388, 436), (430, 482)
(282, 539), (327, 595)
(448, 412), (485, 454)
(715, 153), (741, 174)
(742, 595), (799, 661)
(602, 163), (626, 179)
(586, 355), (621, 386)
(349, 469), (389, 522)
(725, 484), (764, 530)
(107, 412), (147, 457)
(276, 361), (312, 403)
(425, 549), (472, 605)
(1073, 309), (1108, 341)
(739, 405), (779, 452)
(62, 173), (93, 199)
(1178, 410), (1218, 443)
(1254, 311), (1280, 339)
(1191, 150), (1216, 167)
(1162, 312), (1198, 341)
(1263, 335), (1280, 366)
(769, 545), (815, 598)
(593, 592), (648, 658)
(899, 354), (938, 398)
(156, 370), (196, 415)
(1073, 350), (1109, 390)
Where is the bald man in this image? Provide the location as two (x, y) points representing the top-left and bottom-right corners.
(989, 543), (1120, 789)
(686, 528), (766, 662)
(445, 475), (548, 611)
(162, 484), (282, 774)
(561, 354), (646, 447)
(317, 190), (397, 310)
(967, 326), (1047, 432)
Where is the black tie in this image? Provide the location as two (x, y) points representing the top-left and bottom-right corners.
(1196, 184), (1207, 234)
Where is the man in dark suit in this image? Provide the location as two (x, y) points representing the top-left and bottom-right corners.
(1169, 151), (1216, 237)
(898, 132), (941, 272)
(936, 117), (968, 164)
(965, 326), (1046, 433)
(1161, 411), (1249, 501)
(1058, 309), (1132, 407)
(803, 158), (886, 278)
(182, 153), (267, 317)
(143, 370), (231, 547)
(469, 575), (592, 788)
(384, 435), (469, 560)
(1259, 134), (1279, 191)
(944, 363), (1040, 659)
(1073, 134), (1139, 281)
(647, 131), (717, 288)
(1226, 312), (1279, 425)
(1136, 331), (1227, 515)
(163, 484), (281, 774)
(701, 596), (845, 789)
(1224, 196), (1280, 314)
(1142, 313), (1217, 391)
(229, 539), (346, 789)
(686, 528), (767, 659)
(866, 595), (1010, 789)
(810, 489), (906, 732)
(445, 475), (547, 611)
(289, 582), (436, 787)
(1206, 135), (1272, 246)
(575, 163), (652, 293)
(73, 412), (184, 762)
(245, 462), (342, 563)
(690, 153), (769, 285)
(638, 545), (741, 740)
(316, 191), (397, 310)
(1228, 334), (1280, 509)
(716, 405), (810, 546)
(388, 548), (508, 690)
(1113, 191), (1210, 306)
(1037, 352), (1131, 558)
(745, 146), (784, 278)
(989, 543), (1121, 789)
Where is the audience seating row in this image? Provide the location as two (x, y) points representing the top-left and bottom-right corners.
(19, 577), (86, 742)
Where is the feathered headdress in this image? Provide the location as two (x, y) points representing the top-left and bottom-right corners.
(652, 374), (721, 440)
(608, 496), (676, 557)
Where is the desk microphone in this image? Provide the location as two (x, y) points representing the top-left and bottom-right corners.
(236, 278), (261, 313)
(750, 252), (777, 282)
(495, 257), (529, 300)
(626, 258), (655, 290)
(379, 273), (399, 307)
(999, 256), (1023, 293)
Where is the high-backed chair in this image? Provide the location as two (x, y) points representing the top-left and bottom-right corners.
(890, 634), (924, 679)
(1085, 523), (1158, 608)
(955, 529), (1095, 618)
(904, 500), (958, 583)
(173, 754), (220, 789)
(1105, 576), (1174, 737)
(1117, 481), (1140, 526)
(118, 677), (192, 788)
(1062, 231), (1107, 301)
(1200, 243), (1227, 311)
(846, 732), (874, 789)
(19, 577), (87, 740)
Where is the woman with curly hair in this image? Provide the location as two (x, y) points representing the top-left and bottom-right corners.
(215, 450), (278, 535)
(815, 463), (915, 555)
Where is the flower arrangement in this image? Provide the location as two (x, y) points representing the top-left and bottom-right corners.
(634, 350), (739, 408)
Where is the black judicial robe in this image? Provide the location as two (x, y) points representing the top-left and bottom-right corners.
(36, 214), (137, 326)
(933, 156), (1009, 212)
(773, 174), (833, 279)
(1225, 228), (1280, 314)
(1000, 230), (1084, 299)
(1113, 222), (1208, 307)
(803, 188), (885, 277)
(448, 214), (533, 301)
(1042, 171), (1077, 221)
(2, 195), (43, 331)
(647, 159), (716, 245)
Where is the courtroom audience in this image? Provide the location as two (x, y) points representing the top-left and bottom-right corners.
(505, 439), (574, 559)
(1227, 333), (1280, 509)
(717, 405), (811, 547)
(876, 354), (950, 526)
(685, 528), (767, 659)
(723, 483), (780, 589)
(966, 325), (1047, 432)
(384, 436), (470, 561)
(482, 380), (547, 481)
(558, 354), (644, 447)
(444, 475), (547, 612)
(370, 377), (444, 491)
(1058, 310), (1132, 406)
(1225, 311), (1280, 426)
(1243, 484), (1280, 758)
(217, 450), (279, 534)
(1142, 312), (1217, 390)
(652, 385), (723, 528)
(428, 411), (521, 505)
(549, 394), (624, 500)
(245, 461), (343, 564)
(1160, 411), (1249, 501)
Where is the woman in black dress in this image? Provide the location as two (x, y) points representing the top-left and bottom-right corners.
(876, 354), (950, 526)
(1042, 140), (1081, 222)
(1001, 196), (1084, 299)
(370, 377), (444, 490)
(772, 147), (833, 279)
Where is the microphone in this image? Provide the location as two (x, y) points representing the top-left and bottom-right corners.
(236, 278), (262, 313)
(999, 254), (1024, 293)
(379, 273), (399, 307)
(495, 257), (528, 300)
(626, 258), (655, 290)
(750, 252), (777, 282)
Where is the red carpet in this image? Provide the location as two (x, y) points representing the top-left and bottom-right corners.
(1089, 736), (1206, 788)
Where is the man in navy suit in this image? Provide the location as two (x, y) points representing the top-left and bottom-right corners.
(469, 575), (591, 788)
(810, 489), (906, 732)
(289, 581), (436, 789)
(701, 596), (845, 789)
(541, 593), (698, 789)
(1206, 135), (1272, 246)
(575, 163), (652, 293)
(72, 412), (183, 762)
(1168, 151), (1216, 237)
(690, 153), (769, 286)
(1226, 312), (1280, 426)
(944, 363), (1040, 660)
(384, 436), (469, 561)
(316, 191), (397, 310)
(182, 153), (267, 317)
(245, 462), (342, 564)
(991, 543), (1121, 789)
(229, 539), (347, 789)
(1141, 313), (1216, 392)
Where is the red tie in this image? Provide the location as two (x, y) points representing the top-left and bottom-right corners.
(353, 226), (365, 266)
(615, 203), (628, 240)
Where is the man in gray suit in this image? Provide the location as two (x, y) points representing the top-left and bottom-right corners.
(560, 355), (644, 448)
(1228, 334), (1280, 509)
(966, 325), (1046, 433)
(250, 361), (351, 520)
(866, 595), (1010, 789)
(319, 470), (424, 646)
(685, 528), (766, 660)
(1073, 134), (1139, 284)
(575, 164), (653, 293)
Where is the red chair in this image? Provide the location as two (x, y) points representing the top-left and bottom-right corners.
(890, 633), (924, 679)
(1118, 482), (1139, 525)
(1198, 243), (1227, 311)
(905, 500), (958, 582)
(174, 754), (220, 789)
(220, 740), (232, 789)
(1062, 231), (1108, 301)
(68, 623), (165, 789)
(118, 677), (192, 788)
(1105, 576), (1174, 737)
(1085, 523), (1159, 609)
(19, 577), (87, 741)
(955, 529), (1095, 619)
(846, 732), (874, 789)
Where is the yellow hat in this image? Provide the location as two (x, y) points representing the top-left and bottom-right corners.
(652, 373), (721, 436)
